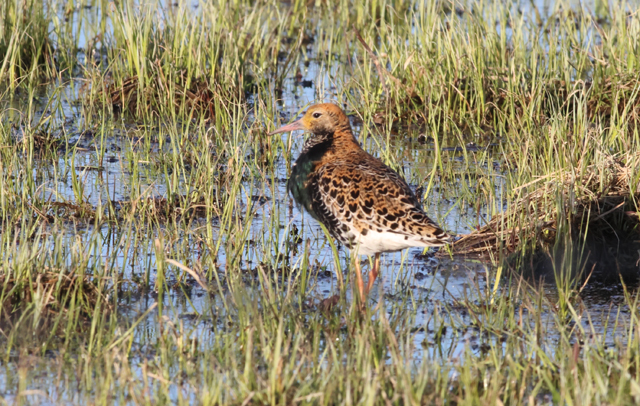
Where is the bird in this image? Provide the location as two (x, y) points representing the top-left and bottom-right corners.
(270, 103), (452, 301)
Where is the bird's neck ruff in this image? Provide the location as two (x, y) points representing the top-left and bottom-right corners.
(301, 128), (359, 155)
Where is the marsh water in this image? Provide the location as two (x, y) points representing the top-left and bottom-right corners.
(1, 0), (640, 403)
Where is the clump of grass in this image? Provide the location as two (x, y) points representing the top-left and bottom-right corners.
(0, 269), (103, 321)
(31, 201), (96, 222)
(374, 72), (640, 134)
(109, 194), (214, 222)
(29, 129), (63, 154)
(83, 0), (296, 123)
(450, 152), (640, 258)
(350, 1), (640, 138)
(0, 223), (115, 346)
(105, 70), (237, 121)
(0, 0), (54, 84)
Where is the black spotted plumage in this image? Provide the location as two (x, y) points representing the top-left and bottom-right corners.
(270, 103), (452, 299)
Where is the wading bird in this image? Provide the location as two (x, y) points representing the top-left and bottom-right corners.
(270, 103), (451, 302)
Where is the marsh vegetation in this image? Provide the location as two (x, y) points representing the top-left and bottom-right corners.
(1, 0), (640, 404)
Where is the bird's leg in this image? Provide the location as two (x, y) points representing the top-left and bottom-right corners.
(365, 253), (380, 295)
(353, 256), (366, 302)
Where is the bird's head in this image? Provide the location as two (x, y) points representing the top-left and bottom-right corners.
(269, 103), (352, 138)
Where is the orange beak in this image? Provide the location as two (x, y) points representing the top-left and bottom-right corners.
(269, 119), (306, 135)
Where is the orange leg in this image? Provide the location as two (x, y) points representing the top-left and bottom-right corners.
(365, 253), (380, 295)
(353, 257), (366, 302)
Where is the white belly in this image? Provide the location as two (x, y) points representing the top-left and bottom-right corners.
(350, 229), (430, 257)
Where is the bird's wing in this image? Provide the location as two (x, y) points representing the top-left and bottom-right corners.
(309, 154), (451, 246)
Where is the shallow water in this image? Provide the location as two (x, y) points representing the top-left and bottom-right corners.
(2, 0), (639, 403)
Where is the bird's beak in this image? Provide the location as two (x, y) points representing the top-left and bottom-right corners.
(269, 119), (306, 135)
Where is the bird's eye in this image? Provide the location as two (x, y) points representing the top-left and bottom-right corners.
(312, 112), (322, 118)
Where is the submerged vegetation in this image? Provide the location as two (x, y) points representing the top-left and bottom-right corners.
(1, 0), (640, 404)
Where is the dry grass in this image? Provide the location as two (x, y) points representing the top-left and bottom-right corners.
(0, 269), (108, 331)
(105, 70), (239, 121)
(448, 152), (640, 258)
